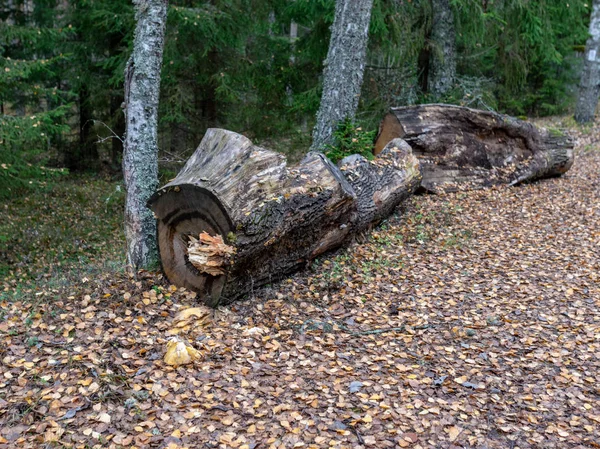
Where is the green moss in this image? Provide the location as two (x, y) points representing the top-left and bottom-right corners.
(548, 127), (566, 137)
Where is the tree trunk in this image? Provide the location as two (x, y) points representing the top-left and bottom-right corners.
(122, 0), (167, 270)
(148, 129), (420, 306)
(78, 84), (98, 167)
(310, 0), (374, 151)
(110, 91), (125, 170)
(375, 104), (574, 193)
(575, 0), (600, 124)
(427, 0), (456, 99)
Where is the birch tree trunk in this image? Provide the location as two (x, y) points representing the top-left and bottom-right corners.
(122, 0), (168, 269)
(575, 0), (600, 124)
(310, 0), (374, 151)
(427, 0), (456, 99)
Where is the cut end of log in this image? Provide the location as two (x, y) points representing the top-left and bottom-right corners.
(374, 113), (404, 155)
(187, 232), (236, 277)
(148, 183), (233, 306)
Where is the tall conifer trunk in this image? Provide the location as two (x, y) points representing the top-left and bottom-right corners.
(310, 0), (374, 151)
(575, 0), (600, 124)
(122, 0), (168, 270)
(78, 84), (98, 167)
(427, 0), (456, 99)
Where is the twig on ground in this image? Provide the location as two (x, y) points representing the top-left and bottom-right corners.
(350, 323), (434, 336)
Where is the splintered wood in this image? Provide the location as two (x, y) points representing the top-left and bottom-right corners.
(187, 232), (235, 276)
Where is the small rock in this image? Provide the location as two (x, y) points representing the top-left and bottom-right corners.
(349, 381), (363, 393)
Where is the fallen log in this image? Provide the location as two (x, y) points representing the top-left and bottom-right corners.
(148, 129), (420, 306)
(374, 104), (574, 193)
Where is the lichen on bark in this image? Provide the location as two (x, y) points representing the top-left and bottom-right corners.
(575, 0), (600, 124)
(428, 0), (457, 99)
(122, 0), (168, 270)
(310, 0), (374, 152)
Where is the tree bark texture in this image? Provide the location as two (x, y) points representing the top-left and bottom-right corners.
(122, 0), (167, 270)
(375, 104), (574, 193)
(148, 129), (420, 306)
(310, 0), (374, 151)
(427, 0), (456, 99)
(575, 0), (600, 124)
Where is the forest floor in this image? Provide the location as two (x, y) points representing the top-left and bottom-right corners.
(1, 118), (599, 449)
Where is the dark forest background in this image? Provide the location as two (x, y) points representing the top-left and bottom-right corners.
(0, 0), (591, 197)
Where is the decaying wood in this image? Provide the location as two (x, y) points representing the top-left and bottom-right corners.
(374, 104), (574, 193)
(339, 138), (421, 230)
(148, 128), (420, 306)
(187, 232), (236, 277)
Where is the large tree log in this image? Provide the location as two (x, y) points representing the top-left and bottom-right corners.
(374, 104), (574, 193)
(148, 129), (420, 306)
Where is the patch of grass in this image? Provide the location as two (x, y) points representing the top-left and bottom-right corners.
(359, 255), (394, 282)
(0, 174), (127, 300)
(442, 229), (474, 248)
(312, 251), (353, 290)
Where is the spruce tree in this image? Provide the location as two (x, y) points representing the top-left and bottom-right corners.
(0, 1), (71, 198)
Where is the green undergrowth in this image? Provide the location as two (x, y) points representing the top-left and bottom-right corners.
(0, 174), (127, 301)
(324, 118), (376, 164)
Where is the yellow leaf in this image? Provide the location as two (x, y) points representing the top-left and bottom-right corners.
(186, 345), (201, 360)
(164, 338), (200, 366)
(174, 307), (211, 322)
(97, 412), (111, 424)
(447, 426), (462, 442)
(454, 376), (468, 385)
(222, 415), (234, 425)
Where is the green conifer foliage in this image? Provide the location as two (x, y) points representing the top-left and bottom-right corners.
(452, 0), (589, 115)
(0, 2), (72, 198)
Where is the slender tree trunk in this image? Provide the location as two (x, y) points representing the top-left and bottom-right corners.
(110, 92), (125, 170)
(78, 84), (98, 167)
(427, 0), (456, 99)
(575, 0), (600, 124)
(310, 0), (374, 151)
(122, 0), (168, 270)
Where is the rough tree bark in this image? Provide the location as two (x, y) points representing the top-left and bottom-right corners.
(375, 104), (574, 193)
(148, 129), (420, 306)
(427, 0), (456, 99)
(575, 0), (600, 124)
(310, 0), (374, 151)
(122, 0), (168, 270)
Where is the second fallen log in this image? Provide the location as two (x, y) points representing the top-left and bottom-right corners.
(374, 104), (574, 193)
(148, 129), (420, 306)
